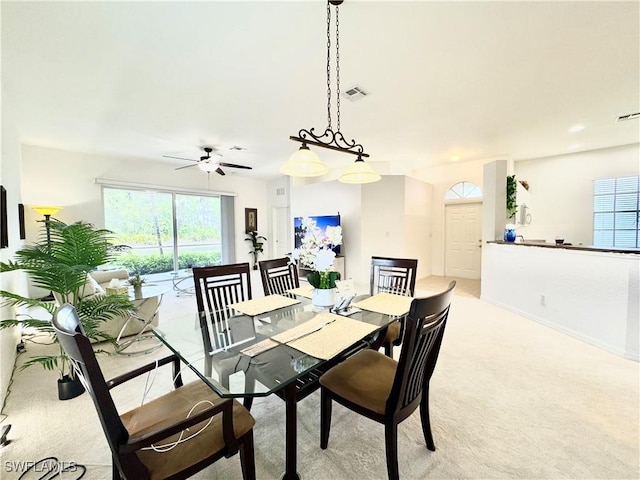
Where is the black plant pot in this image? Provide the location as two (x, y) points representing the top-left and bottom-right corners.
(57, 374), (85, 401)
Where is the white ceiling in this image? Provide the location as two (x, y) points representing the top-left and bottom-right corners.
(3, 1), (639, 180)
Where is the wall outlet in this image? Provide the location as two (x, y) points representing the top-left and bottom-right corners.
(540, 294), (546, 306)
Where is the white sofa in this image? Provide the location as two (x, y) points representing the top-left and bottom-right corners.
(82, 269), (160, 340)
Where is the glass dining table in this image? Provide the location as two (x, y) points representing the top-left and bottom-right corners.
(153, 293), (400, 480)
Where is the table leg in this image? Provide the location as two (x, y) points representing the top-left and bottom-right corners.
(115, 294), (164, 355)
(282, 382), (301, 480)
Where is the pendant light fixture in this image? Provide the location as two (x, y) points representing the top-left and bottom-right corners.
(282, 0), (381, 184)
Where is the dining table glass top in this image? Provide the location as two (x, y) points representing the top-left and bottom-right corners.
(153, 294), (398, 398)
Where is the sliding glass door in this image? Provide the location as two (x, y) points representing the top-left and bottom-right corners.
(175, 194), (222, 269)
(103, 187), (223, 275)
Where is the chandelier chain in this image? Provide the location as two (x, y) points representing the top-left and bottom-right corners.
(335, 4), (341, 132)
(288, 0), (373, 165)
(326, 2), (332, 130)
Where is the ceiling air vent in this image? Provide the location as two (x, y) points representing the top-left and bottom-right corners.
(615, 112), (640, 122)
(342, 85), (369, 101)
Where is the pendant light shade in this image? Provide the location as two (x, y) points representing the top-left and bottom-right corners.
(280, 144), (329, 177)
(338, 157), (381, 184)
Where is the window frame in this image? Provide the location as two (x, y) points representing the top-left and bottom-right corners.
(592, 175), (639, 248)
(101, 184), (234, 272)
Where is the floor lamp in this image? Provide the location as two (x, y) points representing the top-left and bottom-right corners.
(32, 205), (62, 302)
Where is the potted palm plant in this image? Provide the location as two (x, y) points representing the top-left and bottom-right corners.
(0, 219), (135, 400)
(245, 230), (266, 270)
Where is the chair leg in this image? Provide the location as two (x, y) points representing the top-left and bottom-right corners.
(384, 423), (400, 480)
(320, 388), (332, 449)
(204, 356), (212, 378)
(243, 397), (254, 411)
(239, 431), (256, 480)
(420, 386), (435, 451)
(384, 342), (393, 358)
(112, 461), (122, 480)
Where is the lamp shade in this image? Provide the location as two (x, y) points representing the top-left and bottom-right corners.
(32, 206), (62, 216)
(338, 158), (381, 184)
(280, 145), (329, 177)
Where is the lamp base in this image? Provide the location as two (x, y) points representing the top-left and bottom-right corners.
(38, 292), (55, 302)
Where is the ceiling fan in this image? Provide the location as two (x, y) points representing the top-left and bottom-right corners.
(164, 147), (252, 176)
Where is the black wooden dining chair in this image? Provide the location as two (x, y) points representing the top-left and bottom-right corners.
(192, 263), (253, 378)
(52, 303), (256, 480)
(370, 256), (419, 357)
(259, 257), (300, 296)
(319, 281), (455, 480)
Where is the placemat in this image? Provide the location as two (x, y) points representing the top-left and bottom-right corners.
(231, 294), (301, 316)
(287, 284), (314, 299)
(285, 313), (379, 360)
(271, 313), (335, 344)
(352, 292), (413, 317)
(241, 338), (279, 357)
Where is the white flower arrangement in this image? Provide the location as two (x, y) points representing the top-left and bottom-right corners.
(290, 217), (342, 289)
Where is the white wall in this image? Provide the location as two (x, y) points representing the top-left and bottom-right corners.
(291, 176), (432, 292)
(415, 157), (498, 275)
(360, 176), (433, 281)
(482, 243), (639, 361)
(290, 179), (363, 286)
(20, 145), (269, 267)
(513, 144), (640, 245)
(0, 102), (26, 412)
(360, 176), (406, 285)
(266, 176), (291, 258)
(403, 176), (433, 278)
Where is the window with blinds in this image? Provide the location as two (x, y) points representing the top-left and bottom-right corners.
(593, 176), (639, 248)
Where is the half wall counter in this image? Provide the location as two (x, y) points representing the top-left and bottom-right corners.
(481, 241), (639, 361)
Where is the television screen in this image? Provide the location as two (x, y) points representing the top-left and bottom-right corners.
(294, 215), (341, 254)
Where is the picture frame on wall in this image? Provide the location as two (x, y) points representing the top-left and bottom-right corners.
(0, 186), (8, 248)
(18, 203), (26, 240)
(245, 208), (258, 233)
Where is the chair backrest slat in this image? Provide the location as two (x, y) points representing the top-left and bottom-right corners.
(370, 256), (418, 297)
(386, 281), (455, 416)
(259, 257), (300, 296)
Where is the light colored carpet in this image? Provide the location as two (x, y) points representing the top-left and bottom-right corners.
(0, 283), (638, 479)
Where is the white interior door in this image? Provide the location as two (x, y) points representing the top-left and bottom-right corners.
(445, 203), (482, 279)
(272, 206), (291, 258)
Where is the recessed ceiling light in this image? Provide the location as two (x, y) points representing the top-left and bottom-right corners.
(569, 124), (585, 133)
(568, 144), (581, 150)
(451, 155), (461, 161)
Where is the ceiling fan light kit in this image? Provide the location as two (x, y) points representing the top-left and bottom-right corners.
(283, 0), (380, 184)
(169, 146), (252, 176)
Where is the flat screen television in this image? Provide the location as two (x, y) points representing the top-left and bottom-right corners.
(294, 214), (341, 254)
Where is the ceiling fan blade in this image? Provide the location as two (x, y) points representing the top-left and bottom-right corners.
(163, 155), (198, 162)
(174, 163), (199, 171)
(216, 167), (226, 176)
(218, 162), (252, 170)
